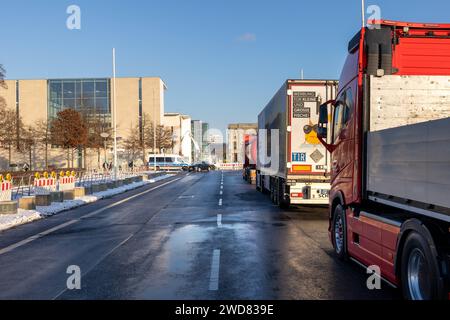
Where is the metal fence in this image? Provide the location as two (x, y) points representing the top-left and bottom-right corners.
(10, 167), (156, 200)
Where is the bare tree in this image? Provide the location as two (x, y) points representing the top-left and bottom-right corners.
(122, 121), (173, 166)
(50, 109), (88, 168)
(0, 108), (23, 167)
(122, 125), (142, 166)
(86, 116), (112, 169)
(0, 66), (30, 168)
(146, 123), (173, 153)
(19, 125), (37, 171)
(34, 119), (51, 169)
(77, 104), (110, 169)
(122, 114), (174, 167)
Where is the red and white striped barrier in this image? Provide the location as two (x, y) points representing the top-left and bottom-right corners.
(0, 181), (12, 201)
(217, 163), (244, 171)
(34, 178), (57, 195)
(58, 176), (75, 192)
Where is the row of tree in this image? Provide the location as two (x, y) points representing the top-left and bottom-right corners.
(0, 64), (174, 170)
(50, 109), (174, 169)
(123, 114), (174, 165)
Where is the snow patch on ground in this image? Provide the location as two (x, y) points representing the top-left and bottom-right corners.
(0, 174), (174, 232)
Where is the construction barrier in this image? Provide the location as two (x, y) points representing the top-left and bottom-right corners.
(217, 163), (244, 171)
(0, 181), (12, 202)
(58, 176), (76, 192)
(34, 178), (57, 195)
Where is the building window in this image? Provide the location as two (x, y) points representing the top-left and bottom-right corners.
(48, 79), (111, 124)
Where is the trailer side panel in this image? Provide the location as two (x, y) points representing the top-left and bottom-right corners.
(367, 117), (450, 210)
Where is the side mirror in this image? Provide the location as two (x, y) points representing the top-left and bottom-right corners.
(318, 104), (329, 139)
(317, 100), (334, 139)
(317, 127), (327, 139)
(317, 100), (337, 154)
(319, 103), (329, 126)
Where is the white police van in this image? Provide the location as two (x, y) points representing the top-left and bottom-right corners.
(148, 154), (189, 171)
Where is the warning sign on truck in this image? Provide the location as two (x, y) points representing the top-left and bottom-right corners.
(293, 92), (316, 118)
(292, 152), (307, 162)
(293, 107), (311, 118)
(293, 91), (316, 102)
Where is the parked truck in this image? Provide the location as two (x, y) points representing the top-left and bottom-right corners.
(317, 20), (450, 300)
(243, 134), (257, 184)
(256, 80), (338, 208)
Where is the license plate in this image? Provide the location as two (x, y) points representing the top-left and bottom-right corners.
(318, 189), (329, 198)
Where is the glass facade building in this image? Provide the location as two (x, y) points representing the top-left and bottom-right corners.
(48, 79), (111, 123)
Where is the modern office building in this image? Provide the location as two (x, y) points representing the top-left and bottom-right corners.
(201, 122), (210, 162)
(190, 120), (203, 163)
(0, 77), (166, 169)
(190, 120), (211, 163)
(227, 123), (257, 163)
(163, 113), (192, 163)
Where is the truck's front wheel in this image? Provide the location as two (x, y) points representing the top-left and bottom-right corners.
(332, 204), (348, 260)
(401, 232), (444, 300)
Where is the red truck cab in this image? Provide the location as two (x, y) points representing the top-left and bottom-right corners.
(318, 20), (450, 299)
(243, 134), (257, 183)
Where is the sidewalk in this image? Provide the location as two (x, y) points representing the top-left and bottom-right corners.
(0, 174), (175, 232)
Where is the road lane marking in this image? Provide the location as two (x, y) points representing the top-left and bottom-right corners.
(178, 195), (195, 199)
(218, 199), (222, 206)
(0, 220), (79, 256)
(0, 177), (183, 256)
(217, 214), (222, 227)
(219, 191), (223, 195)
(36, 219), (80, 236)
(220, 185), (223, 190)
(209, 249), (221, 291)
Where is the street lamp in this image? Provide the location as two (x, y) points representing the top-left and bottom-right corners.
(100, 132), (110, 169)
(152, 89), (157, 172)
(112, 48), (118, 180)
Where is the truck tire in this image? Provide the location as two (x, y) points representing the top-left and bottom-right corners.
(270, 178), (275, 203)
(400, 232), (444, 300)
(273, 178), (279, 206)
(332, 204), (348, 260)
(256, 172), (261, 192)
(278, 179), (290, 209)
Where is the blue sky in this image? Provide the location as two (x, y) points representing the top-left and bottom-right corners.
(1, 0), (449, 131)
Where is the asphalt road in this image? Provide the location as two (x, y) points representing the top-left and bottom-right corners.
(0, 171), (399, 300)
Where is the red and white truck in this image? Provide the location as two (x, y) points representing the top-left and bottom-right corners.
(257, 80), (338, 208)
(317, 20), (450, 299)
(243, 134), (257, 184)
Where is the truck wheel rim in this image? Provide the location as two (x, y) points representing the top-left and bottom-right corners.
(334, 216), (344, 254)
(407, 248), (431, 300)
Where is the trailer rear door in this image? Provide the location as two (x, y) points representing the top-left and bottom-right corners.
(288, 81), (337, 177)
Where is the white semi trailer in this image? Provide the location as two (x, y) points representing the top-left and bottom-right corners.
(256, 79), (338, 208)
